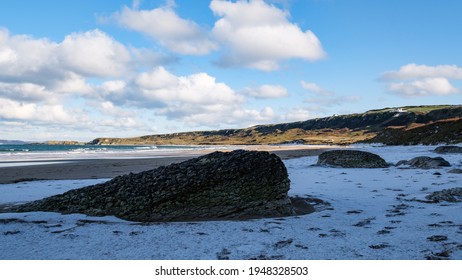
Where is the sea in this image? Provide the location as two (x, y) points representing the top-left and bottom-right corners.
(0, 143), (238, 165)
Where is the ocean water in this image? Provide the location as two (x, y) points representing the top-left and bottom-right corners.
(0, 143), (237, 163)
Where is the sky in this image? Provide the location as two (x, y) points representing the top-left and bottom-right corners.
(0, 0), (461, 142)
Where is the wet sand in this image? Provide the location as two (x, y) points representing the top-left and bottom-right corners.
(0, 146), (331, 184)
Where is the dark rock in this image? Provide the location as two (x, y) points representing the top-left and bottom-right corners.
(289, 197), (315, 215)
(434, 145), (462, 154)
(316, 150), (388, 168)
(396, 156), (451, 169)
(427, 235), (448, 242)
(426, 187), (462, 203)
(11, 150), (295, 222)
(448, 169), (462, 174)
(369, 243), (390, 249)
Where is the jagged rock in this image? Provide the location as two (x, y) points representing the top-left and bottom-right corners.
(396, 156), (451, 169)
(434, 145), (462, 154)
(12, 150), (296, 222)
(316, 150), (388, 168)
(426, 187), (462, 203)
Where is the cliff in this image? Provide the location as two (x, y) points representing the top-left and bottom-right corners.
(88, 105), (462, 146)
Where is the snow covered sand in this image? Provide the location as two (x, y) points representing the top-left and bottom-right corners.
(1, 145), (461, 260)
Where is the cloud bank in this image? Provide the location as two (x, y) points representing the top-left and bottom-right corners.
(381, 63), (462, 97)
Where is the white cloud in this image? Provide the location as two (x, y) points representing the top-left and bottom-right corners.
(242, 84), (288, 99)
(381, 64), (462, 97)
(0, 82), (54, 103)
(300, 81), (332, 96)
(0, 28), (58, 85)
(210, 0), (326, 70)
(381, 63), (462, 80)
(100, 67), (284, 128)
(131, 67), (244, 106)
(114, 5), (217, 55)
(58, 30), (132, 78)
(387, 77), (459, 97)
(0, 98), (80, 124)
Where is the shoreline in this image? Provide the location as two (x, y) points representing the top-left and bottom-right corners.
(0, 146), (331, 184)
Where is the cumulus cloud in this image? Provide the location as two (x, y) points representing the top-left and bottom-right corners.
(381, 63), (462, 97)
(0, 97), (82, 125)
(0, 28), (164, 86)
(242, 84), (288, 99)
(58, 30), (132, 78)
(132, 67), (244, 106)
(0, 27), (170, 137)
(210, 0), (326, 70)
(387, 77), (459, 97)
(99, 66), (283, 128)
(114, 4), (217, 55)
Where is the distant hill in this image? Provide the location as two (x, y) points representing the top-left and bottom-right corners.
(0, 140), (28, 145)
(88, 105), (462, 146)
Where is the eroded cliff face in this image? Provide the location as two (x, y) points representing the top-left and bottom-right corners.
(87, 105), (462, 146)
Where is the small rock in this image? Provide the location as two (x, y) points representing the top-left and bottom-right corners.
(353, 217), (376, 227)
(396, 156), (451, 169)
(369, 243), (390, 249)
(448, 169), (462, 174)
(427, 235), (448, 242)
(217, 248), (231, 260)
(317, 150), (389, 168)
(434, 145), (462, 154)
(273, 239), (293, 249)
(3, 230), (20, 235)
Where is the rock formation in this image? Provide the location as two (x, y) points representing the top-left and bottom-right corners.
(434, 145), (462, 154)
(316, 150), (389, 168)
(396, 156), (451, 169)
(13, 150), (296, 222)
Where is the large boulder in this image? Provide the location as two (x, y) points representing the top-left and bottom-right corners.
(13, 150), (296, 222)
(397, 156), (451, 169)
(316, 150), (388, 168)
(434, 145), (462, 154)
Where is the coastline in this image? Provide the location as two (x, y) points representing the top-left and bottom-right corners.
(0, 145), (331, 184)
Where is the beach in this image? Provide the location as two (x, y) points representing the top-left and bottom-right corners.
(1, 144), (461, 260)
(0, 145), (329, 184)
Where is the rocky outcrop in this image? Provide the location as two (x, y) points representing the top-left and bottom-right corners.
(397, 156), (451, 169)
(13, 150), (296, 222)
(434, 145), (462, 154)
(426, 187), (462, 203)
(316, 150), (389, 168)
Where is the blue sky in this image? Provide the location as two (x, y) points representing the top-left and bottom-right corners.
(1, 0), (461, 141)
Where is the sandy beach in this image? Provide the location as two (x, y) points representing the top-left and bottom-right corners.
(0, 146), (330, 184)
(1, 144), (461, 260)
